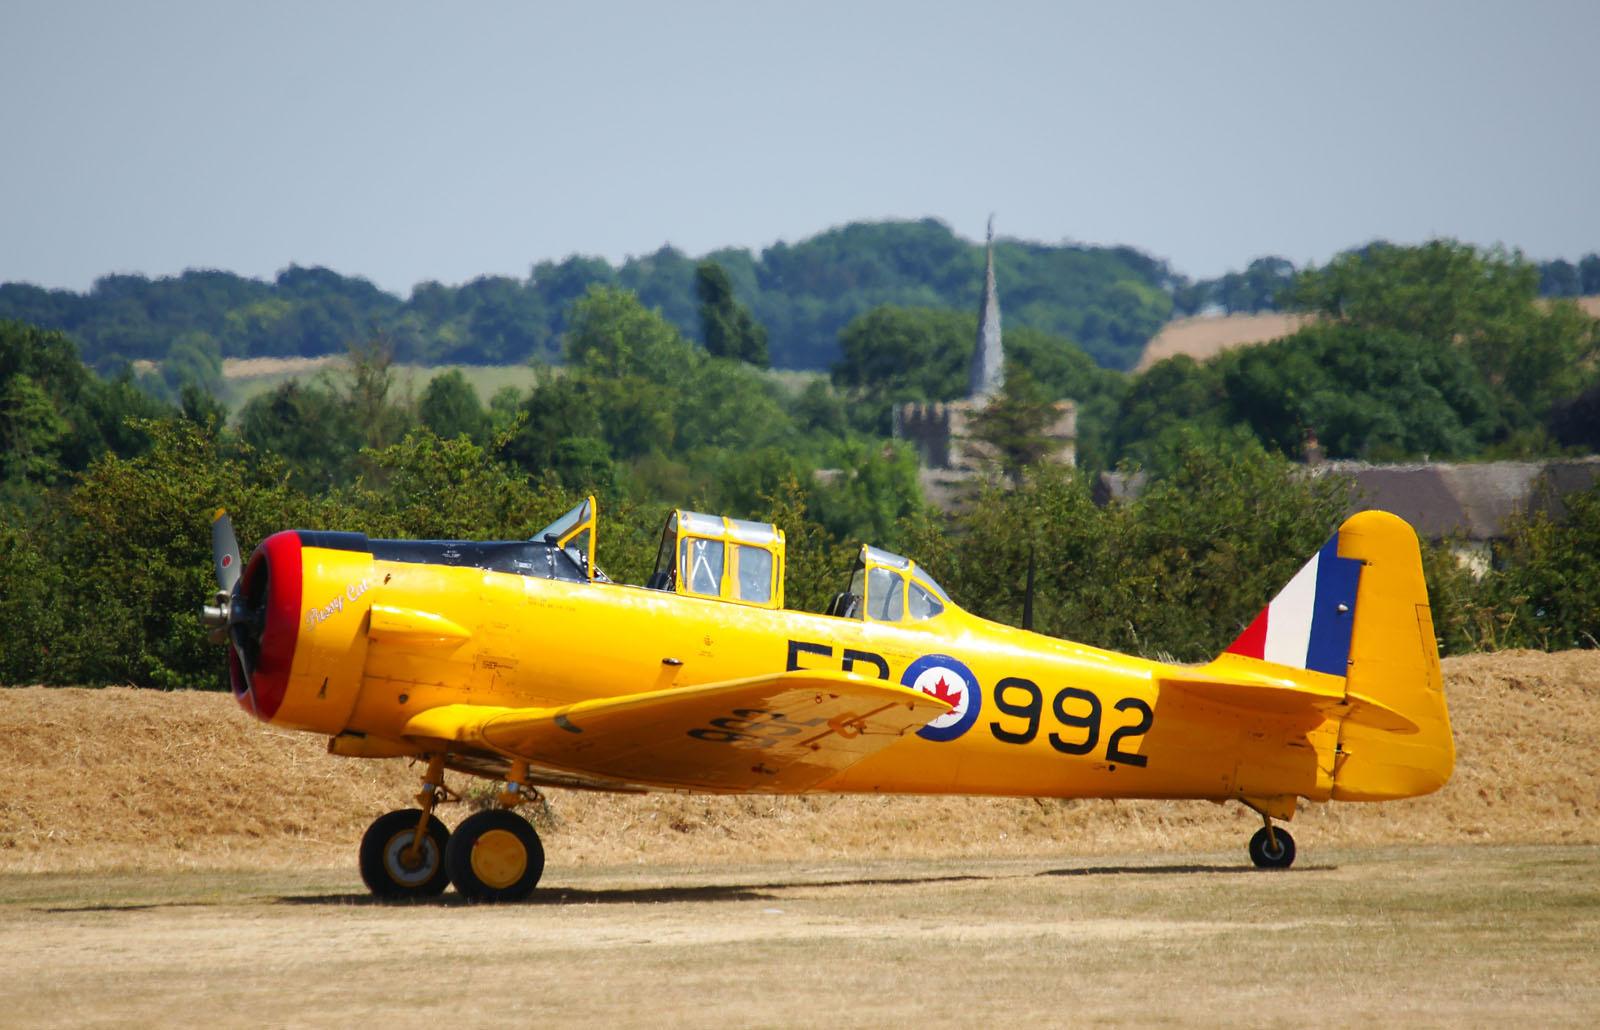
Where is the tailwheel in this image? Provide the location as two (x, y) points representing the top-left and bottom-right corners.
(446, 808), (545, 903)
(1248, 825), (1296, 869)
(359, 809), (451, 898)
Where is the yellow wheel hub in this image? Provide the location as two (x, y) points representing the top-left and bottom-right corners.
(470, 828), (528, 888)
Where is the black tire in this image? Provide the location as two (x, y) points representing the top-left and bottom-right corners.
(446, 809), (545, 903)
(1248, 826), (1296, 869)
(359, 809), (451, 899)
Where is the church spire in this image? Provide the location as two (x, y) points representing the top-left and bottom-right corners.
(967, 214), (1004, 404)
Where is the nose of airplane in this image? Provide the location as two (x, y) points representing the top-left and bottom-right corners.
(229, 531), (305, 722)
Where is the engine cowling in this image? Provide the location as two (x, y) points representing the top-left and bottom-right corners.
(231, 531), (372, 735)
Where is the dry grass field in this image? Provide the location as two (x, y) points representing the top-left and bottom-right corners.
(1135, 296), (1600, 371)
(4, 650), (1595, 875)
(1135, 312), (1312, 370)
(2, 650), (1597, 1026)
(219, 356), (544, 412)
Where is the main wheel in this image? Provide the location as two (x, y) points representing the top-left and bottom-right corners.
(446, 808), (545, 903)
(1248, 826), (1296, 869)
(360, 809), (451, 898)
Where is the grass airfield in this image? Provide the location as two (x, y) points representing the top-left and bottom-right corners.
(5, 654), (1597, 1025)
(5, 845), (1597, 1028)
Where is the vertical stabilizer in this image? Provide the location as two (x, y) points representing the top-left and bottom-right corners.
(1224, 535), (1362, 677)
(1328, 510), (1454, 800)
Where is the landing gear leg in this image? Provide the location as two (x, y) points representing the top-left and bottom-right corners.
(358, 756), (454, 898)
(1248, 815), (1296, 869)
(446, 760), (546, 903)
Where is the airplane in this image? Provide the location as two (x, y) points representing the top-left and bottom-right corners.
(200, 498), (1454, 902)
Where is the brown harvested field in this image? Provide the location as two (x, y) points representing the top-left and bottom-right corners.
(1136, 312), (1310, 370)
(220, 355), (341, 379)
(2, 651), (1598, 1027)
(2, 650), (1596, 874)
(1136, 296), (1600, 372)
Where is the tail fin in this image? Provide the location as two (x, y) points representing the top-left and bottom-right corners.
(1223, 532), (1362, 678)
(1321, 509), (1454, 801)
(1165, 510), (1454, 802)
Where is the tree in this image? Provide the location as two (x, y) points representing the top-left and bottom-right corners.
(1283, 240), (1600, 439)
(1540, 259), (1579, 298)
(0, 373), (68, 483)
(564, 285), (687, 381)
(0, 517), (66, 683)
(832, 306), (972, 432)
(336, 333), (411, 452)
(1580, 253), (1600, 295)
(1108, 354), (1227, 473)
(1216, 323), (1500, 461)
(419, 369), (490, 443)
(1481, 487), (1600, 650)
(237, 378), (356, 492)
(160, 330), (224, 399)
(458, 276), (551, 363)
(44, 419), (319, 687)
(696, 260), (769, 366)
(966, 363), (1061, 483)
(807, 441), (925, 548)
(3, 219), (1187, 373)
(1285, 240), (1533, 343)
(1214, 257), (1296, 313)
(1, 320), (171, 485)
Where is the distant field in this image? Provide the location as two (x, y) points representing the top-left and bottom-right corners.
(218, 359), (822, 414)
(219, 358), (545, 413)
(1136, 312), (1311, 371)
(1136, 295), (1600, 372)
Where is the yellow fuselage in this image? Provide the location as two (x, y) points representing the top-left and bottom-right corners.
(271, 549), (1334, 805)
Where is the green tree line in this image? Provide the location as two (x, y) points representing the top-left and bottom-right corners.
(4, 237), (1600, 688)
(0, 219), (1178, 373)
(6, 216), (1596, 381)
(3, 407), (1594, 690)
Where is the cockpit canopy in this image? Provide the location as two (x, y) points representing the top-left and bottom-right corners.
(826, 544), (951, 623)
(649, 509), (787, 609)
(534, 495), (602, 581)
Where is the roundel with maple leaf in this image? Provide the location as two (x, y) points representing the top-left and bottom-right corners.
(902, 654), (981, 742)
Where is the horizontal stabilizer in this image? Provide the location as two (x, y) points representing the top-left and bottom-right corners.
(401, 670), (953, 792)
(1161, 653), (1418, 733)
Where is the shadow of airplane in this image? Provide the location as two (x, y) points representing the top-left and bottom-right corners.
(263, 860), (1336, 909)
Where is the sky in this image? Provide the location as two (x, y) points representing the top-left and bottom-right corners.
(3, 0), (1598, 297)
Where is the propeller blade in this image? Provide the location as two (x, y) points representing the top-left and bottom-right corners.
(212, 508), (242, 592)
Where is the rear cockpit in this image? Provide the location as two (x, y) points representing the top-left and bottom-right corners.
(825, 545), (951, 623)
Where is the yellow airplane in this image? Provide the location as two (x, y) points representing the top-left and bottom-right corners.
(201, 499), (1453, 902)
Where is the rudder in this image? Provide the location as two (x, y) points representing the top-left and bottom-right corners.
(1327, 510), (1454, 801)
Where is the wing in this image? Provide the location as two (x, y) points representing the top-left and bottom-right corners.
(401, 670), (952, 793)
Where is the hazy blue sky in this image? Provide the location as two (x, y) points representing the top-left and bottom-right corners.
(4, 1), (1597, 296)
